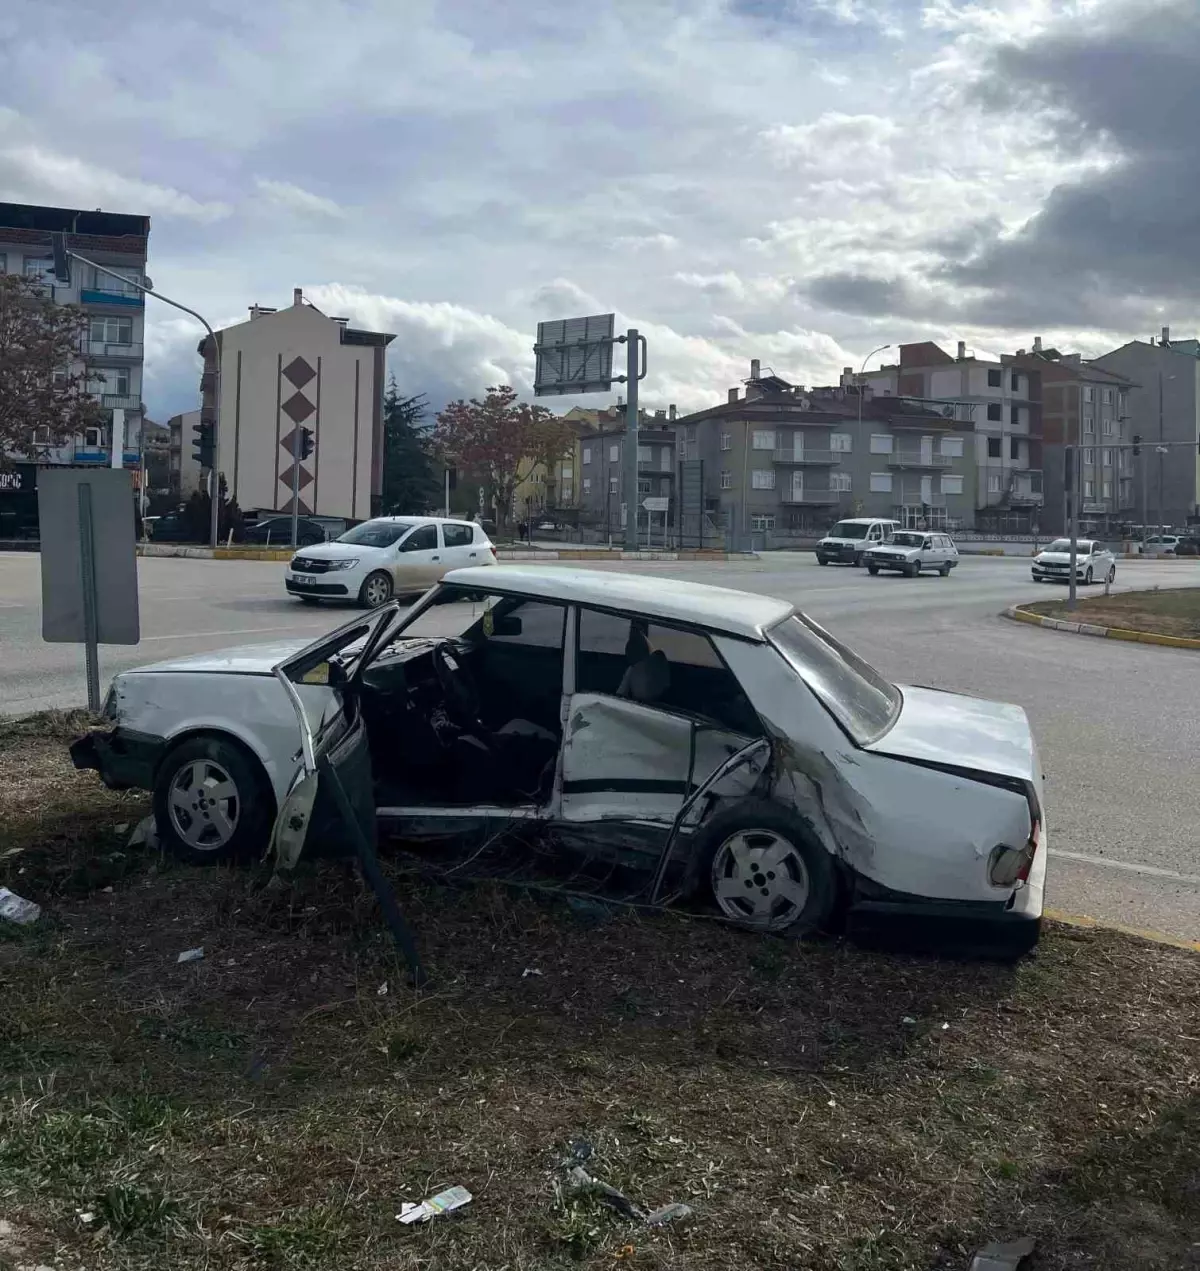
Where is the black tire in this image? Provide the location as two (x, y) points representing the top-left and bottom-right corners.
(816, 557), (829, 566)
(299, 534), (322, 547)
(296, 595), (320, 606)
(153, 735), (275, 866)
(867, 564), (879, 576)
(907, 562), (920, 578)
(691, 799), (837, 936)
(1107, 565), (1116, 583)
(853, 553), (864, 567)
(358, 570), (393, 609)
(1084, 566), (1094, 585)
(939, 563), (952, 577)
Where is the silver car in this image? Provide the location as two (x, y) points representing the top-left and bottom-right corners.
(865, 531), (959, 578)
(1031, 539), (1116, 585)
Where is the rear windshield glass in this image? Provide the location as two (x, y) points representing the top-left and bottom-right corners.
(767, 615), (901, 745)
(828, 521), (870, 540)
(337, 520), (413, 547)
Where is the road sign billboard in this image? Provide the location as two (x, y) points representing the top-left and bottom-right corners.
(642, 496), (669, 512)
(533, 313), (615, 397)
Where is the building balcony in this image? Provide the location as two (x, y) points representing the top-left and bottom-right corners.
(772, 449), (838, 465)
(637, 460), (675, 476)
(780, 489), (842, 505)
(80, 287), (144, 308)
(101, 394), (142, 411)
(894, 493), (947, 508)
(72, 448), (141, 466)
(886, 451), (954, 468)
(82, 340), (143, 361)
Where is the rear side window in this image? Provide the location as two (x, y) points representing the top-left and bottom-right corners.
(443, 523), (474, 547)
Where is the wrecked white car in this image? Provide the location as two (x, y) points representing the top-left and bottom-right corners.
(71, 567), (1046, 955)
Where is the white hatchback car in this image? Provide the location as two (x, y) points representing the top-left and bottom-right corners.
(864, 531), (959, 578)
(286, 517), (496, 607)
(1031, 539), (1116, 585)
(73, 567), (1046, 956)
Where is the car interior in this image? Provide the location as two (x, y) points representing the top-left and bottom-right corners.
(348, 587), (761, 809)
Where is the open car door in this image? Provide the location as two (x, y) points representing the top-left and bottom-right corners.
(269, 603), (399, 868)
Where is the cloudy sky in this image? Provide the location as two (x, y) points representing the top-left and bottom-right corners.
(1, 0), (1193, 420)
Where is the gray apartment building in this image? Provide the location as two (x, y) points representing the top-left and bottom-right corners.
(574, 418), (677, 543)
(865, 342), (1043, 533)
(674, 366), (977, 545)
(1091, 327), (1199, 531)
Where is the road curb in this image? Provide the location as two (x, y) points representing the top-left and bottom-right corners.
(135, 544), (757, 563)
(1002, 603), (1200, 650)
(1046, 909), (1200, 954)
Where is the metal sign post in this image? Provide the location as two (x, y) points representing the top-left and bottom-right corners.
(77, 484), (102, 711)
(624, 329), (640, 551)
(1066, 445), (1078, 611)
(290, 430), (302, 548)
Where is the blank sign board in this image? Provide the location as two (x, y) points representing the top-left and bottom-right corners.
(533, 313), (615, 397)
(39, 467), (140, 644)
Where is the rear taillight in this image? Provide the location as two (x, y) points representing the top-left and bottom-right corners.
(988, 784), (1041, 888)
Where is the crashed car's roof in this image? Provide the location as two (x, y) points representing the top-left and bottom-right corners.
(443, 565), (794, 641)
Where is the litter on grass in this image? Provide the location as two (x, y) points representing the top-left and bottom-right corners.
(646, 1202), (693, 1226)
(176, 947), (205, 964)
(0, 888), (41, 925)
(968, 1235), (1036, 1271)
(397, 1185), (473, 1225)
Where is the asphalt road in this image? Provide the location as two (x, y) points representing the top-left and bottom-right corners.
(2, 548), (1199, 940)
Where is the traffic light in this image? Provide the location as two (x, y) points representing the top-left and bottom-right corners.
(191, 419), (214, 469)
(299, 427), (314, 460)
(1132, 434), (1141, 457)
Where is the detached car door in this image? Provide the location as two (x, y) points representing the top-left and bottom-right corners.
(269, 604), (399, 868)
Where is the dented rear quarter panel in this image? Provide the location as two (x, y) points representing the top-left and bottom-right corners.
(713, 636), (1034, 905)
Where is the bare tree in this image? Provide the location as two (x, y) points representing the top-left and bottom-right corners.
(0, 272), (101, 463)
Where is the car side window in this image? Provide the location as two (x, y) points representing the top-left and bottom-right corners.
(443, 523), (474, 547)
(576, 607), (761, 735)
(399, 524), (437, 552)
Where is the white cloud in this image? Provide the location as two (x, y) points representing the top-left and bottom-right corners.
(254, 179), (346, 220)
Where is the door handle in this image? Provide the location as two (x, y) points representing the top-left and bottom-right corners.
(468, 551), (477, 558)
(431, 555), (440, 561)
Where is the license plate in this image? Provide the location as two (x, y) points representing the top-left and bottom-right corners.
(293, 574), (315, 585)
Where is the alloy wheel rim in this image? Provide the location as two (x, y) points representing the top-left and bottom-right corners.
(711, 829), (810, 930)
(366, 575), (389, 606)
(168, 759), (239, 850)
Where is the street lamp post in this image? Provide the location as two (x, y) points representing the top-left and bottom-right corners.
(856, 344), (892, 452)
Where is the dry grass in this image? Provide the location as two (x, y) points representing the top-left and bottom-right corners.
(1, 713), (1199, 1270)
(1025, 585), (1200, 637)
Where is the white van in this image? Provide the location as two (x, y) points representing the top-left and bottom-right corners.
(815, 518), (901, 567)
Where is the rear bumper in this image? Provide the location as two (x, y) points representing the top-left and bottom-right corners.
(846, 887), (1042, 958)
(70, 727), (164, 792)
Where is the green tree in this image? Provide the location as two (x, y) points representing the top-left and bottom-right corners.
(380, 376), (439, 514)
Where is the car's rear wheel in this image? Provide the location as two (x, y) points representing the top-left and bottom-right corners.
(153, 735), (274, 866)
(358, 570), (393, 608)
(693, 800), (836, 935)
(939, 563), (952, 577)
(1084, 566), (1094, 585)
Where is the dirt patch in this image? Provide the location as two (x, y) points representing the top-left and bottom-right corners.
(1, 719), (1198, 1270)
(1024, 586), (1200, 638)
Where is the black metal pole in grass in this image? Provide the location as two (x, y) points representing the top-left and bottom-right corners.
(316, 751), (428, 988)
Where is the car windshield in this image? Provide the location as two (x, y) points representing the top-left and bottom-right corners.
(1044, 539), (1085, 553)
(337, 520), (414, 548)
(767, 615), (901, 746)
(828, 521), (870, 540)
(890, 532), (924, 547)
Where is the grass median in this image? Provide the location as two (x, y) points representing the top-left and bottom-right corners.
(1, 713), (1198, 1270)
(1024, 586), (1200, 638)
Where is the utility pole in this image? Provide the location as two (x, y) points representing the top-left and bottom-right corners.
(857, 344), (892, 456)
(624, 329), (640, 551)
(1157, 370), (1165, 534)
(1066, 445), (1078, 611)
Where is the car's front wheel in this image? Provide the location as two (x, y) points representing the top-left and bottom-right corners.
(694, 800), (836, 935)
(153, 735), (274, 866)
(358, 570), (393, 608)
(867, 564), (879, 576)
(907, 562), (920, 577)
(1107, 565), (1116, 583)
(1084, 566), (1094, 585)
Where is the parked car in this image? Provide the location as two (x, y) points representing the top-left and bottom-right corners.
(815, 518), (901, 567)
(1173, 537), (1200, 557)
(865, 531), (959, 578)
(244, 516), (330, 548)
(145, 512), (196, 543)
(1031, 539), (1116, 584)
(1142, 534), (1181, 556)
(71, 567), (1046, 955)
(285, 516), (497, 607)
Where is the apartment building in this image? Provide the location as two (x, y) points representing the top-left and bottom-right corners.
(865, 342), (1043, 533)
(200, 288), (395, 520)
(1091, 327), (1199, 530)
(573, 419), (677, 541)
(0, 201), (150, 470)
(1008, 342), (1134, 535)
(675, 365), (976, 544)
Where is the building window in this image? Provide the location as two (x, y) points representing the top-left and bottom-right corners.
(687, 425), (697, 442)
(1084, 416), (1095, 435)
(987, 368), (1002, 388)
(1083, 447), (1094, 463)
(83, 426), (104, 449)
(637, 445), (652, 463)
(940, 436), (963, 458)
(1084, 479), (1095, 498)
(1102, 388), (1113, 404)
(750, 515), (775, 532)
(988, 474), (1001, 494)
(24, 257), (54, 285)
(637, 479), (651, 495)
(89, 316), (134, 345)
(609, 476), (618, 494)
(720, 432), (731, 451)
(986, 403), (1002, 422)
(1083, 386), (1094, 403)
(869, 472), (892, 493)
(869, 434), (893, 454)
(89, 366), (131, 396)
(830, 432), (852, 453)
(1102, 417), (1113, 436)
(830, 471), (851, 492)
(582, 477), (591, 493)
(751, 468), (775, 490)
(1010, 372), (1020, 392)
(1102, 448), (1113, 466)
(582, 446), (591, 465)
(31, 425), (52, 446)
(85, 264), (140, 296)
(1010, 405), (1020, 426)
(720, 469), (732, 489)
(1102, 479), (1112, 498)
(942, 474), (964, 495)
(987, 437), (1001, 459)
(1010, 437), (1020, 460)
(0, 252), (6, 273)
(751, 430), (775, 450)
(609, 444), (619, 462)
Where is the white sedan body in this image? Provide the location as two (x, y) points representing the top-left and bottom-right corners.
(864, 532), (959, 577)
(1031, 540), (1116, 584)
(74, 567), (1045, 954)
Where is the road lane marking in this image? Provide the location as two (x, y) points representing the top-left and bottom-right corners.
(1051, 848), (1200, 886)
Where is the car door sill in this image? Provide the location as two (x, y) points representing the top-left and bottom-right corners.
(376, 804), (546, 819)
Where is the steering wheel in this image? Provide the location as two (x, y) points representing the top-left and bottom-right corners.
(431, 641), (484, 731)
